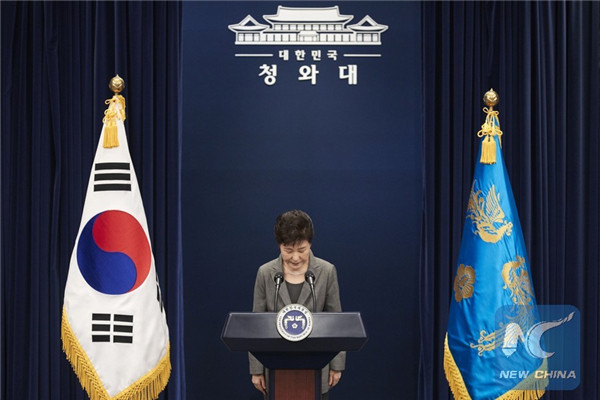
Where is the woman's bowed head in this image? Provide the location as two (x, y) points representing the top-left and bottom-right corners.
(275, 210), (314, 281)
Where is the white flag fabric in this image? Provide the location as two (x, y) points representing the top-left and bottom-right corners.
(62, 95), (170, 400)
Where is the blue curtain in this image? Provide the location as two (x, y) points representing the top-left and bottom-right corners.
(1, 2), (186, 399)
(420, 2), (599, 399)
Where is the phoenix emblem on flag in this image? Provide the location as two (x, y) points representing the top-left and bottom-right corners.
(502, 255), (534, 307)
(470, 255), (536, 356)
(466, 181), (513, 243)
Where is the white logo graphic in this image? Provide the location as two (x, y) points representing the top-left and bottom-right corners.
(502, 312), (575, 358)
(276, 304), (313, 342)
(229, 6), (388, 46)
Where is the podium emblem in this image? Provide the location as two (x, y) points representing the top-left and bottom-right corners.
(276, 304), (313, 342)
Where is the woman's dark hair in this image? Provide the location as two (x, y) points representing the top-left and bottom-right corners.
(274, 210), (314, 245)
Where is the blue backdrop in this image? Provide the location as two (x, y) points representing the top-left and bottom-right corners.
(182, 2), (422, 399)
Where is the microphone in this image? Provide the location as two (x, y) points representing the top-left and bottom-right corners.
(273, 272), (283, 311)
(305, 270), (317, 311)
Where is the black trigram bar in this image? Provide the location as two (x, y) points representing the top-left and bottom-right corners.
(94, 173), (130, 181)
(92, 335), (111, 342)
(114, 314), (134, 323)
(94, 162), (131, 192)
(156, 273), (164, 313)
(95, 162), (130, 171)
(94, 184), (131, 191)
(113, 335), (133, 344)
(113, 325), (133, 333)
(91, 313), (134, 344)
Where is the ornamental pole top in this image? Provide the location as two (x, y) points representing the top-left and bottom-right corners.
(109, 75), (125, 94)
(484, 88), (499, 108)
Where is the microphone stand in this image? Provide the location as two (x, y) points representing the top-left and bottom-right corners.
(305, 271), (317, 312)
(273, 273), (283, 311)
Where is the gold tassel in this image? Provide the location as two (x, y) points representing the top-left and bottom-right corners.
(480, 135), (497, 164)
(62, 307), (171, 400)
(444, 334), (547, 400)
(103, 116), (119, 149)
(477, 107), (503, 165)
(102, 94), (126, 149)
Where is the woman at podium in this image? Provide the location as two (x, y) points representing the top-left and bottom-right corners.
(249, 210), (346, 399)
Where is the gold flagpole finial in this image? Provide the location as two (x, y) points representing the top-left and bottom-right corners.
(109, 75), (125, 94)
(478, 89), (503, 165)
(103, 75), (126, 148)
(484, 88), (499, 108)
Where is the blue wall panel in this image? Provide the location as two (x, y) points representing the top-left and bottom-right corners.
(182, 2), (422, 398)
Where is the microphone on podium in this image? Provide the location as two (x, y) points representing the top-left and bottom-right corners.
(305, 270), (317, 311)
(273, 272), (283, 311)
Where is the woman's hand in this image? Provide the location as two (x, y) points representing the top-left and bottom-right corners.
(252, 374), (267, 395)
(328, 370), (342, 388)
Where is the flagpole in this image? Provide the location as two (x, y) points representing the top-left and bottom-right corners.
(62, 75), (171, 400)
(444, 89), (547, 400)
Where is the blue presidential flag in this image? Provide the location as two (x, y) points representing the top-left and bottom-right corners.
(444, 92), (547, 400)
(61, 77), (170, 400)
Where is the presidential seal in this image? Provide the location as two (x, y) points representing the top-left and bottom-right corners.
(276, 304), (313, 342)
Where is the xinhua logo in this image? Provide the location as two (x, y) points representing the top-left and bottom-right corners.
(502, 312), (574, 358)
(495, 305), (580, 391)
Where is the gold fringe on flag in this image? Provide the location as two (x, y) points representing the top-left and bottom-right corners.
(444, 335), (547, 400)
(444, 334), (475, 400)
(477, 89), (504, 165)
(495, 357), (548, 400)
(61, 307), (171, 400)
(102, 75), (127, 149)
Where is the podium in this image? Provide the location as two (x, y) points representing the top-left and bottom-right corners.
(222, 312), (367, 400)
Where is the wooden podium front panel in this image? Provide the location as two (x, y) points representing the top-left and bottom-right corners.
(272, 369), (318, 400)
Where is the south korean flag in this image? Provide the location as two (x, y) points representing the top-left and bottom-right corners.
(62, 91), (170, 400)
